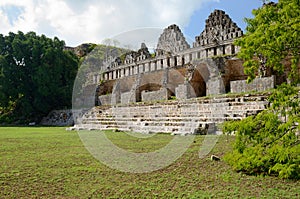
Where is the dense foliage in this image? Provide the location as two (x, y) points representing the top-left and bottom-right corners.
(224, 0), (300, 180)
(0, 31), (79, 123)
(235, 0), (300, 83)
(223, 84), (300, 179)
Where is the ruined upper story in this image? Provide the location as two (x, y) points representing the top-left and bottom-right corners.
(93, 9), (243, 82)
(194, 10), (243, 48)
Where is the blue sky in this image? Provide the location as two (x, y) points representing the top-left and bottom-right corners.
(0, 0), (277, 47)
(185, 0), (268, 38)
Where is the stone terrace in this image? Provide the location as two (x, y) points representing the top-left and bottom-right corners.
(74, 93), (268, 135)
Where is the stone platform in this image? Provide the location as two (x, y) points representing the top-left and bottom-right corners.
(71, 93), (269, 135)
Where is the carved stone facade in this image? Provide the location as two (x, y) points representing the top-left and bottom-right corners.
(95, 9), (244, 85)
(194, 10), (243, 47)
(80, 9), (275, 108)
(69, 9), (281, 133)
(156, 24), (190, 56)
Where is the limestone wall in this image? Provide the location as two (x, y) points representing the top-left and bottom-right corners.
(141, 88), (171, 102)
(230, 76), (275, 93)
(207, 79), (226, 95)
(175, 83), (196, 100)
(121, 91), (136, 104)
(99, 94), (112, 105)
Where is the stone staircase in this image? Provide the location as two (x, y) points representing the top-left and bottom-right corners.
(72, 94), (269, 135)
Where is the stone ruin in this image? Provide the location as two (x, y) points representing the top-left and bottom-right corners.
(71, 94), (269, 135)
(63, 10), (282, 134)
(40, 110), (74, 126)
(156, 24), (190, 56)
(90, 9), (246, 88)
(194, 10), (243, 48)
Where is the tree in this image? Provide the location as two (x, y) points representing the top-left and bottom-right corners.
(0, 31), (79, 123)
(223, 1), (300, 179)
(223, 84), (300, 179)
(235, 0), (300, 84)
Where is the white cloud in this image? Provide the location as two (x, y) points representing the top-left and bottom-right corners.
(0, 0), (218, 46)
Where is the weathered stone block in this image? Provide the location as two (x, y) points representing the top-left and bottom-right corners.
(207, 78), (226, 95)
(111, 93), (121, 105)
(121, 91), (137, 104)
(141, 88), (171, 102)
(230, 76), (275, 93)
(175, 83), (197, 99)
(99, 95), (111, 105)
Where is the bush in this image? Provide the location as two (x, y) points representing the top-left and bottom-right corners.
(223, 84), (300, 179)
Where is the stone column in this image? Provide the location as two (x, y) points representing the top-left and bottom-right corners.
(131, 66), (134, 75)
(200, 50), (206, 59)
(163, 58), (168, 68)
(157, 59), (162, 70)
(125, 67), (130, 77)
(113, 70), (117, 80)
(139, 64), (144, 73)
(109, 72), (113, 80)
(145, 62), (150, 72)
(150, 61), (156, 71)
(225, 44), (231, 55)
(207, 48), (214, 57)
(170, 57), (175, 67)
(134, 66), (138, 75)
(177, 56), (183, 65)
(217, 46), (223, 56)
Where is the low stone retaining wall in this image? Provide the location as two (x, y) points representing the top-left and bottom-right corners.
(99, 94), (112, 105)
(121, 91), (136, 104)
(230, 76), (275, 93)
(40, 109), (74, 126)
(142, 88), (171, 102)
(176, 84), (196, 100)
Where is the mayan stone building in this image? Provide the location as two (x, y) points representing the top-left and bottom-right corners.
(70, 10), (278, 134)
(91, 9), (260, 106)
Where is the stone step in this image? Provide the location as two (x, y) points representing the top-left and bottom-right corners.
(81, 109), (264, 120)
(75, 123), (217, 135)
(81, 114), (245, 122)
(74, 95), (268, 135)
(82, 109), (261, 120)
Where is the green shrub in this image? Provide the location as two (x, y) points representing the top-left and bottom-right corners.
(223, 84), (300, 179)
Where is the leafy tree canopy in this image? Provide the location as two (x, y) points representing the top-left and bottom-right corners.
(223, 84), (300, 179)
(0, 31), (79, 123)
(235, 0), (300, 83)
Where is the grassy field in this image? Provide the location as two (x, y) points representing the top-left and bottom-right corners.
(0, 127), (299, 198)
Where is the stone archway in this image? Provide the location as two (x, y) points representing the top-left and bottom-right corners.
(189, 68), (207, 97)
(99, 58), (227, 105)
(193, 58), (226, 96)
(175, 58), (226, 100)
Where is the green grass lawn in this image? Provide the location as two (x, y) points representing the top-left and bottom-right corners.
(0, 127), (299, 198)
